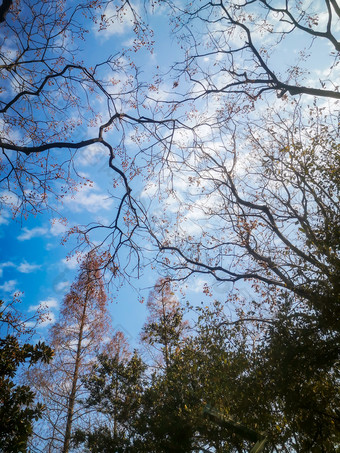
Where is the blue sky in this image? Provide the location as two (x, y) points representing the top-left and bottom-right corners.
(1, 0), (338, 347)
(0, 2), (214, 346)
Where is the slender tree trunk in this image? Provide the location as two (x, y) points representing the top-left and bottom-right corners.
(113, 374), (118, 441)
(62, 294), (88, 453)
(161, 289), (170, 370)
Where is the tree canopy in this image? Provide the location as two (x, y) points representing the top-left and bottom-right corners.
(0, 299), (53, 452)
(0, 0), (339, 451)
(27, 252), (113, 452)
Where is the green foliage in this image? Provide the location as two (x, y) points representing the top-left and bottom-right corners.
(70, 295), (340, 452)
(261, 296), (340, 452)
(0, 301), (53, 452)
(193, 300), (340, 452)
(137, 369), (198, 453)
(74, 351), (147, 452)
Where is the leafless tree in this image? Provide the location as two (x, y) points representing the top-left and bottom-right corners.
(151, 103), (340, 332)
(27, 252), (113, 452)
(163, 0), (340, 101)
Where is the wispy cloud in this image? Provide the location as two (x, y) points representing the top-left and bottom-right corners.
(0, 209), (11, 226)
(17, 226), (48, 241)
(29, 297), (59, 312)
(28, 297), (58, 327)
(63, 184), (113, 213)
(25, 312), (56, 328)
(17, 260), (41, 274)
(40, 311), (56, 326)
(54, 280), (70, 293)
(77, 144), (108, 167)
(27, 301), (58, 327)
(0, 261), (15, 277)
(94, 3), (138, 39)
(15, 220), (68, 242)
(62, 252), (86, 270)
(0, 279), (17, 293)
(0, 191), (20, 209)
(186, 277), (209, 294)
(50, 218), (68, 236)
(0, 260), (41, 276)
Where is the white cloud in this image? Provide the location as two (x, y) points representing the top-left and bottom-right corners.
(50, 218), (68, 236)
(17, 226), (48, 241)
(29, 297), (58, 327)
(0, 191), (20, 209)
(63, 184), (113, 213)
(54, 281), (70, 293)
(0, 261), (15, 267)
(26, 308), (57, 328)
(17, 261), (41, 274)
(187, 277), (209, 293)
(141, 182), (158, 199)
(62, 252), (86, 270)
(0, 279), (17, 293)
(0, 260), (40, 276)
(77, 144), (108, 167)
(0, 261), (15, 277)
(0, 209), (11, 226)
(317, 10), (340, 33)
(94, 3), (137, 38)
(29, 297), (59, 312)
(40, 311), (56, 326)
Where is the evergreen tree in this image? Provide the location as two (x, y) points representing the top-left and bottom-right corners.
(74, 331), (147, 453)
(0, 300), (53, 453)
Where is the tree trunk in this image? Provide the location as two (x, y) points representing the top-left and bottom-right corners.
(62, 294), (88, 453)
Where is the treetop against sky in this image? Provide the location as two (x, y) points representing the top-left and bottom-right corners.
(0, 0), (339, 342)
